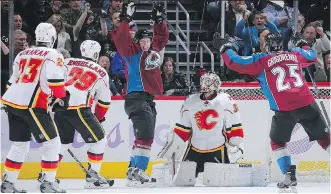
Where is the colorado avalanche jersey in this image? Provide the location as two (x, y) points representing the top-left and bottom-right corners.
(222, 46), (318, 111)
(63, 58), (111, 121)
(174, 92), (244, 152)
(2, 47), (66, 111)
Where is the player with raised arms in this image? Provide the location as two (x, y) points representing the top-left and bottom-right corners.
(220, 30), (330, 192)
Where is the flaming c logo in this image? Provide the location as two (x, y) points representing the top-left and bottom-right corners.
(194, 109), (219, 130)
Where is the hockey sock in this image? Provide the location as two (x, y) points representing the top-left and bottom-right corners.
(41, 137), (61, 182)
(87, 138), (106, 172)
(317, 134), (330, 153)
(59, 143), (71, 163)
(271, 140), (291, 174)
(132, 138), (153, 171)
(3, 142), (30, 183)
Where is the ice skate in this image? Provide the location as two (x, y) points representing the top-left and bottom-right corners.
(1, 180), (27, 193)
(38, 172), (60, 184)
(126, 167), (135, 181)
(277, 165), (297, 193)
(126, 168), (156, 188)
(38, 173), (66, 193)
(84, 164), (114, 189)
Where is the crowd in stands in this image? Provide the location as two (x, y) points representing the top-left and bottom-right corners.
(1, 0), (330, 97)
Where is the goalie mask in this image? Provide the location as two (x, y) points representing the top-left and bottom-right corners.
(264, 32), (283, 52)
(200, 72), (221, 93)
(145, 50), (161, 70)
(80, 40), (101, 62)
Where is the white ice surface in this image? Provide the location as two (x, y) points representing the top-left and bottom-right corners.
(11, 179), (330, 193)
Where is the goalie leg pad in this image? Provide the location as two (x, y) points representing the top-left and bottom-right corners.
(151, 161), (196, 187)
(203, 163), (269, 187)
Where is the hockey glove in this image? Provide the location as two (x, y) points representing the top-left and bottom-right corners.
(295, 39), (309, 48)
(50, 91), (70, 112)
(120, 2), (136, 22)
(150, 2), (165, 24)
(219, 43), (234, 54)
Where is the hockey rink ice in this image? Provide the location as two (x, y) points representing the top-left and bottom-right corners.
(13, 179), (330, 193)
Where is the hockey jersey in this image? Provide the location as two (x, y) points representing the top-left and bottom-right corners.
(222, 46), (317, 111)
(63, 58), (111, 121)
(2, 47), (66, 111)
(174, 92), (244, 152)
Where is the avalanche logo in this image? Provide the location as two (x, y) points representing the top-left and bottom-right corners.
(194, 109), (219, 131)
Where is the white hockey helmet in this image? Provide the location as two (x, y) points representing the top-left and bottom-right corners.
(200, 71), (221, 93)
(80, 40), (101, 62)
(35, 23), (57, 48)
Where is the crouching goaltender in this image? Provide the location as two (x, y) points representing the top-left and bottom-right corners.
(154, 72), (269, 187)
(110, 2), (169, 187)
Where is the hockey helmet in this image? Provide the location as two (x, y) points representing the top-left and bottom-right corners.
(200, 71), (221, 93)
(35, 23), (57, 48)
(80, 40), (101, 62)
(264, 32), (283, 52)
(136, 29), (153, 41)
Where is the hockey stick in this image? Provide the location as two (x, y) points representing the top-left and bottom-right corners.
(306, 68), (330, 129)
(67, 149), (89, 174)
(171, 152), (176, 179)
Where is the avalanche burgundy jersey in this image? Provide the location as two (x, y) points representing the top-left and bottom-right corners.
(63, 58), (111, 121)
(222, 46), (317, 111)
(173, 92), (244, 153)
(2, 47), (66, 111)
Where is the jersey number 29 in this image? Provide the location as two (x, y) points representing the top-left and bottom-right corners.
(271, 64), (304, 92)
(65, 67), (98, 91)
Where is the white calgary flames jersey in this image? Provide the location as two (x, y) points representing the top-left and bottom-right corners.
(2, 47), (65, 110)
(63, 58), (111, 120)
(174, 92), (244, 152)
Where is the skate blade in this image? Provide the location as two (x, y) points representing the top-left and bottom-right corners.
(279, 186), (297, 193)
(126, 180), (156, 188)
(84, 182), (110, 189)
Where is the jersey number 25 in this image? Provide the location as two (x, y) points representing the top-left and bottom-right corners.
(271, 64), (304, 92)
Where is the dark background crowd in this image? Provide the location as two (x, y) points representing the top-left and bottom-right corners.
(1, 0), (330, 97)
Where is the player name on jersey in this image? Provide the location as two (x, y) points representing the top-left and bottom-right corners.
(267, 53), (298, 67)
(18, 49), (50, 57)
(66, 59), (107, 78)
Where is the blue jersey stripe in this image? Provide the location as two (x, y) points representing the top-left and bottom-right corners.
(123, 52), (144, 94)
(257, 72), (279, 110)
(225, 50), (268, 66)
(292, 47), (317, 61)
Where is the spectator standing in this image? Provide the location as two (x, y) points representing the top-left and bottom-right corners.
(289, 23), (330, 81)
(22, 0), (53, 39)
(161, 57), (189, 96)
(234, 10), (279, 55)
(47, 14), (72, 53)
(105, 0), (124, 32)
(98, 56), (121, 95)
